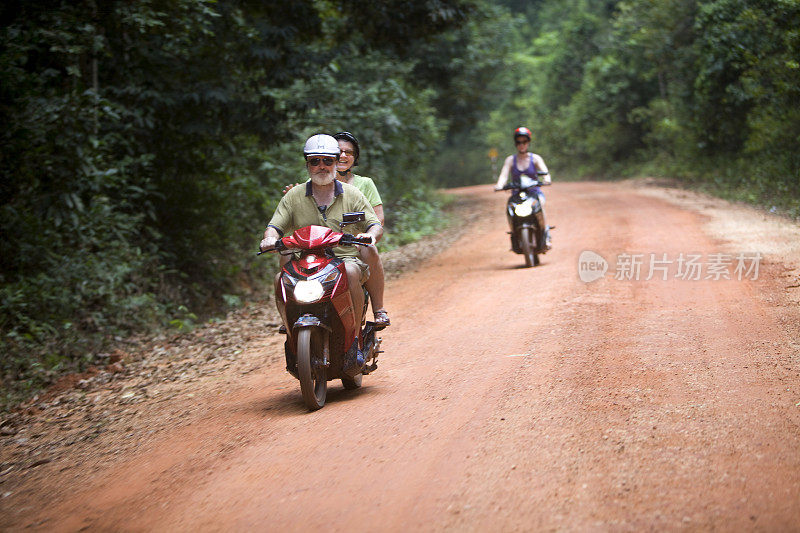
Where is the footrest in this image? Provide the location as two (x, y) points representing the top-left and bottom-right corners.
(366, 320), (387, 332)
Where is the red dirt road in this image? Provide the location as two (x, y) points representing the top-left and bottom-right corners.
(2, 182), (800, 531)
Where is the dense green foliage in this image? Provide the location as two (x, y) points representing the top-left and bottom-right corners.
(482, 0), (800, 213)
(0, 0), (477, 406)
(3, 0), (799, 407)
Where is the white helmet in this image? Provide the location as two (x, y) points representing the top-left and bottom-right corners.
(303, 134), (340, 158)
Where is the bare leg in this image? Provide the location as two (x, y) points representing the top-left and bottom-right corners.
(344, 262), (364, 329)
(537, 192), (551, 248)
(359, 244), (385, 313)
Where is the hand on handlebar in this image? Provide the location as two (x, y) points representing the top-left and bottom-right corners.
(259, 236), (287, 255)
(339, 233), (375, 246)
(258, 240), (288, 256)
(355, 233), (376, 246)
(260, 236), (277, 252)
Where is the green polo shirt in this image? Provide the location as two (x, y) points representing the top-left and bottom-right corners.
(293, 174), (382, 206)
(268, 180), (380, 258)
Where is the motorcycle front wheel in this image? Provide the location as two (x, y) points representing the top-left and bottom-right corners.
(296, 327), (327, 410)
(520, 227), (539, 267)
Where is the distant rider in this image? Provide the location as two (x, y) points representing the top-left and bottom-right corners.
(494, 126), (552, 249)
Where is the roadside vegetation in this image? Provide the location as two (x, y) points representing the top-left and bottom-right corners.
(2, 0), (798, 409)
(481, 0), (800, 218)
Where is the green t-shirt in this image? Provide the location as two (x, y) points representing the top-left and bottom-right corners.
(350, 174), (382, 207)
(268, 180), (380, 258)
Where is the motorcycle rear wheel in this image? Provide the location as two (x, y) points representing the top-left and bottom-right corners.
(520, 227), (539, 267)
(297, 328), (327, 410)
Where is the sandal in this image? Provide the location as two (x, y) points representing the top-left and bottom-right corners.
(374, 309), (391, 328)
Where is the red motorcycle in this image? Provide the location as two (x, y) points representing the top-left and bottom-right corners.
(259, 213), (383, 410)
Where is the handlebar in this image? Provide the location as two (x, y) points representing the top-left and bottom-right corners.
(495, 171), (550, 192)
(499, 180), (550, 191)
(256, 239), (285, 255)
(340, 234), (375, 246)
(256, 233), (373, 256)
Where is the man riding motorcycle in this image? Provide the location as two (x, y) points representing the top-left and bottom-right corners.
(280, 131), (390, 328)
(260, 134), (383, 332)
(494, 126), (552, 249)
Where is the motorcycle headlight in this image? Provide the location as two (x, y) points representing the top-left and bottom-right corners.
(514, 200), (534, 217)
(293, 280), (324, 303)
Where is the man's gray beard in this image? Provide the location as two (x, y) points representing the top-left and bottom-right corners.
(310, 168), (336, 186)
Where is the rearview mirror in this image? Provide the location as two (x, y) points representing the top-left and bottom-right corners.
(340, 212), (365, 228)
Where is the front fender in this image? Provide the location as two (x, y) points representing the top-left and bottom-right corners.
(292, 317), (332, 369)
(293, 314), (331, 332)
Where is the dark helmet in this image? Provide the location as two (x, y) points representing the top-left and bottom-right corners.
(333, 131), (360, 166)
(514, 126), (532, 142)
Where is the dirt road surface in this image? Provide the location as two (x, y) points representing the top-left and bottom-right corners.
(2, 182), (799, 531)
